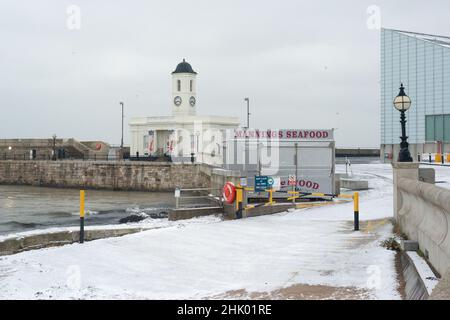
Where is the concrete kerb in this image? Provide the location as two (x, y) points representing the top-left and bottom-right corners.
(0, 227), (148, 256)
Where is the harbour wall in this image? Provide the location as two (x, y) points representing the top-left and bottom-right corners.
(0, 160), (210, 191)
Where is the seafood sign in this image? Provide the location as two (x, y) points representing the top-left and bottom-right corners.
(232, 129), (334, 140)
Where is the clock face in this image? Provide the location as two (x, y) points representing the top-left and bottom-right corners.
(174, 96), (182, 106)
(189, 96), (196, 107)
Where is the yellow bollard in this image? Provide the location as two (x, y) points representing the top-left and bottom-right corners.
(235, 185), (243, 219)
(353, 192), (359, 231)
(436, 154), (442, 163)
(265, 189), (275, 205)
(80, 190), (85, 243)
(80, 190), (85, 217)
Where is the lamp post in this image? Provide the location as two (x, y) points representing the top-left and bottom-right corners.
(393, 83), (413, 162)
(244, 98), (250, 173)
(119, 102), (124, 148)
(244, 97), (250, 129)
(119, 102), (124, 159)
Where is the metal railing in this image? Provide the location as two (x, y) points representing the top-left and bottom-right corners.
(0, 153), (127, 161)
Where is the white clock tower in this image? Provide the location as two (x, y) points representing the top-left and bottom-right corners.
(130, 59), (240, 163)
(171, 59), (197, 116)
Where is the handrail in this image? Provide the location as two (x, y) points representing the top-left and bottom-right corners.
(177, 187), (222, 191)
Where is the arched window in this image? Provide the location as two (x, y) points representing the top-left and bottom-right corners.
(177, 80), (181, 92)
(190, 80), (193, 92)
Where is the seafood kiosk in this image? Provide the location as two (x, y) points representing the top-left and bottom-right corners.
(222, 128), (336, 195)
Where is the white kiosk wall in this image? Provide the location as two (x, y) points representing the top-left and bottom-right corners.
(224, 129), (336, 195)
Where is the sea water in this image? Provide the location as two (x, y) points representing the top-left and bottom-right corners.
(0, 185), (209, 235)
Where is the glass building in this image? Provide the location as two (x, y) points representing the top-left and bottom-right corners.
(380, 28), (450, 161)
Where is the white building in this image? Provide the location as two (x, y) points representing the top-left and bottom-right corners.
(129, 59), (240, 164)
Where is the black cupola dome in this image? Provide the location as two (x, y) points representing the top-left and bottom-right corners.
(172, 59), (197, 74)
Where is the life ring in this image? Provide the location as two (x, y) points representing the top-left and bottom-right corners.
(95, 143), (102, 150)
(223, 182), (236, 204)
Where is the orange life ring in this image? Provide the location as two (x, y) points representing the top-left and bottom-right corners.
(95, 143), (102, 150)
(223, 182), (236, 204)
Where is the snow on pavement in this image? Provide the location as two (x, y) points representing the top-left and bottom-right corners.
(0, 215), (398, 299)
(3, 163), (448, 300)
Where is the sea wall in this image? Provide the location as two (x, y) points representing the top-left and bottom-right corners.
(393, 162), (450, 278)
(395, 176), (450, 277)
(0, 160), (210, 191)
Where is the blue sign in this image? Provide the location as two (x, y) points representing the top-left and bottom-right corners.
(255, 176), (269, 192)
(267, 177), (274, 186)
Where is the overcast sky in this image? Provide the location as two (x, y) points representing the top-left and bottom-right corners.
(1, 0), (449, 148)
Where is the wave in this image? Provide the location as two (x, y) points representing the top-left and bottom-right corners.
(1, 221), (43, 229)
(69, 209), (101, 216)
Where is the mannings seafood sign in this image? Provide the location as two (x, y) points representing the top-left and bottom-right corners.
(232, 129), (334, 140)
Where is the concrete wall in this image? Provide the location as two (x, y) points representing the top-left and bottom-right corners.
(393, 163), (450, 276)
(0, 227), (146, 256)
(0, 160), (210, 191)
(168, 207), (222, 221)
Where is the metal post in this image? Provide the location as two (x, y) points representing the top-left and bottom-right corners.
(80, 190), (85, 243)
(120, 102), (123, 152)
(267, 189), (273, 205)
(236, 186), (243, 219)
(295, 142), (298, 191)
(236, 201), (243, 219)
(242, 187), (248, 212)
(398, 110), (413, 162)
(353, 192), (359, 231)
(244, 98), (250, 129)
(257, 143), (261, 176)
(291, 185), (296, 204)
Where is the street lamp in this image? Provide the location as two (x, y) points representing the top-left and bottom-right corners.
(119, 102), (124, 149)
(393, 83), (413, 162)
(244, 98), (250, 129)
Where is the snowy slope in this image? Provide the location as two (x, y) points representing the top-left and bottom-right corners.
(2, 163), (448, 300)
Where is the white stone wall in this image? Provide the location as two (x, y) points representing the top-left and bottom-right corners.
(394, 165), (450, 276)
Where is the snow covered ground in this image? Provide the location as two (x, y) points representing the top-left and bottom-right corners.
(0, 163), (449, 300)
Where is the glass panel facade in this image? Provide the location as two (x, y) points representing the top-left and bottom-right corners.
(425, 114), (450, 142)
(425, 115), (434, 141)
(381, 29), (450, 145)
